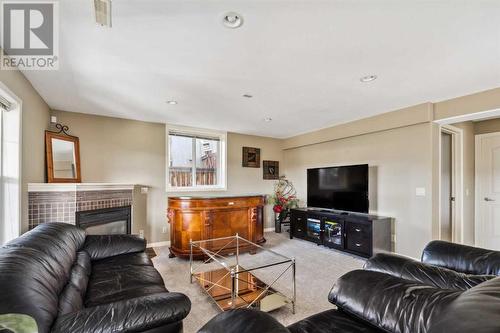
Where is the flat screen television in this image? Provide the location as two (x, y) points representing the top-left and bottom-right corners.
(307, 164), (369, 213)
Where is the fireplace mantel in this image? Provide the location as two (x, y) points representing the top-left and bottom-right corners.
(28, 183), (143, 192)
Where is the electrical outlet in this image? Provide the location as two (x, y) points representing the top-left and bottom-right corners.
(162, 226), (168, 234)
(139, 230), (144, 238)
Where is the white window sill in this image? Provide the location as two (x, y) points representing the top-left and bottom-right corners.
(166, 185), (227, 193)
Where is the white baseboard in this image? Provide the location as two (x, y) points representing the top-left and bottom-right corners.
(147, 240), (170, 248)
(264, 227), (275, 232)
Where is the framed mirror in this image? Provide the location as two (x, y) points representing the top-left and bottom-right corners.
(45, 130), (81, 183)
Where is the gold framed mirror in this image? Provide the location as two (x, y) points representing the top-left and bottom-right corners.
(45, 129), (81, 183)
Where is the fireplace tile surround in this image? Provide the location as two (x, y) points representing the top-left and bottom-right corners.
(27, 184), (142, 230)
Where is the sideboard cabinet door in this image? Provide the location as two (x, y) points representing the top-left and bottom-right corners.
(206, 208), (251, 240)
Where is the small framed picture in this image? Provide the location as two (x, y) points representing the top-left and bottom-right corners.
(242, 147), (261, 168)
(263, 160), (279, 179)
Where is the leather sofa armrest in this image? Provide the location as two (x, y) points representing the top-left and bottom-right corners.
(365, 252), (494, 290)
(83, 234), (146, 260)
(422, 240), (500, 275)
(198, 309), (290, 333)
(329, 270), (461, 333)
(52, 292), (191, 333)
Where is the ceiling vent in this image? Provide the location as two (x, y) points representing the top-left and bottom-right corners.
(94, 0), (112, 27)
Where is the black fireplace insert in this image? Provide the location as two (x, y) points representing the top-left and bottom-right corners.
(76, 206), (131, 235)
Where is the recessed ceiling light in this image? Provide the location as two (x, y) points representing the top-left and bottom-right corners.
(264, 117), (272, 122)
(243, 94), (253, 98)
(166, 100), (178, 105)
(222, 12), (243, 29)
(360, 75), (378, 83)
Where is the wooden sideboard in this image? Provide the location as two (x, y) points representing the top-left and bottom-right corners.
(167, 195), (266, 259)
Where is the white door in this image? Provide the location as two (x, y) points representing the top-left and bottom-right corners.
(476, 133), (500, 250)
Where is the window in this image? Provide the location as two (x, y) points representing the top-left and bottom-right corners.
(167, 126), (227, 191)
(0, 87), (21, 244)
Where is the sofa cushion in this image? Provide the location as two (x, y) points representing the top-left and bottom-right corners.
(91, 251), (153, 269)
(83, 234), (146, 260)
(85, 254), (166, 307)
(53, 293), (191, 333)
(0, 223), (86, 333)
(287, 309), (382, 333)
(329, 270), (461, 333)
(365, 252), (494, 290)
(429, 276), (500, 333)
(422, 240), (500, 275)
(198, 309), (289, 333)
(58, 251), (92, 315)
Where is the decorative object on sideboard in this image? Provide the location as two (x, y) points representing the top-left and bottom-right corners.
(267, 176), (299, 233)
(242, 146), (260, 168)
(263, 160), (279, 180)
(45, 124), (81, 183)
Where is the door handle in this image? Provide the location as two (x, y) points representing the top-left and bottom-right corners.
(484, 197), (496, 202)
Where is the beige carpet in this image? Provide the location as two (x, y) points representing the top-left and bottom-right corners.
(152, 232), (365, 333)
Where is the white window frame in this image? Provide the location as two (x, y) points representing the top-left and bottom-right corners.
(166, 125), (227, 192)
(0, 82), (22, 244)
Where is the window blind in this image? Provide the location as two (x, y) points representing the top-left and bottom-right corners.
(169, 131), (221, 141)
(0, 96), (13, 112)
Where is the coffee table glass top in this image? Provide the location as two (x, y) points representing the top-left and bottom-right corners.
(189, 235), (296, 313)
(190, 235), (292, 273)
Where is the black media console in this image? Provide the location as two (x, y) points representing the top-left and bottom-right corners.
(290, 208), (392, 258)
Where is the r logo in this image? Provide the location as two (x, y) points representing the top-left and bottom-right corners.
(2, 2), (54, 56)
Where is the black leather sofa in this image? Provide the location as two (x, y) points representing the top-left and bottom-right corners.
(0, 223), (191, 333)
(198, 240), (500, 333)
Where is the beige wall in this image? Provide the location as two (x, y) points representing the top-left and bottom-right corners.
(284, 123), (434, 258)
(52, 110), (283, 243)
(0, 70), (50, 233)
(284, 103), (433, 149)
(474, 118), (500, 135)
(434, 87), (500, 121)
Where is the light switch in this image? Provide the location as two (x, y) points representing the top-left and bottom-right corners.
(416, 187), (426, 197)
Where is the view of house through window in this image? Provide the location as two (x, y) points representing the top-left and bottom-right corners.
(168, 130), (224, 189)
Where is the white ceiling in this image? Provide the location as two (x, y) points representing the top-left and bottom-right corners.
(23, 0), (500, 138)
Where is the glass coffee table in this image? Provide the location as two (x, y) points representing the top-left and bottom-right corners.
(189, 234), (296, 313)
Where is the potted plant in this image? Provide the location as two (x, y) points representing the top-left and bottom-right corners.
(268, 177), (299, 231)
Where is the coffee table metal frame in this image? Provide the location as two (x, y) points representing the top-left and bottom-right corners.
(189, 234), (296, 313)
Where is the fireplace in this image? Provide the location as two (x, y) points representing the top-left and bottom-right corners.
(76, 206), (131, 235)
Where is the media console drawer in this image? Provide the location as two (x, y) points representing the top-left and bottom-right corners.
(346, 237), (371, 256)
(290, 208), (392, 258)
